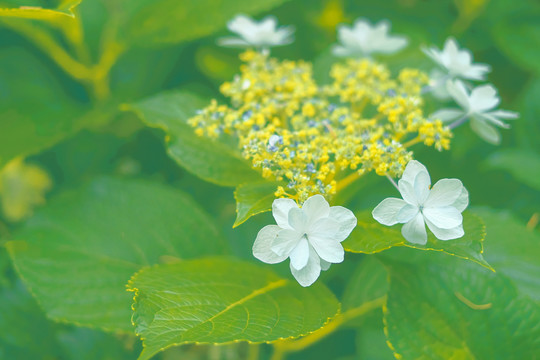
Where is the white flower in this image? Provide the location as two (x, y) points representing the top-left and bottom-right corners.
(372, 160), (469, 245)
(423, 37), (490, 81)
(218, 14), (294, 49)
(332, 18), (407, 58)
(431, 80), (519, 144)
(253, 195), (357, 287)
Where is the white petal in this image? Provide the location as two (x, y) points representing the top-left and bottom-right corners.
(372, 198), (408, 226)
(422, 206), (462, 229)
(290, 245), (321, 287)
(431, 108), (464, 122)
(462, 63), (491, 80)
(398, 179), (418, 206)
(470, 117), (501, 145)
(308, 235), (344, 263)
(328, 206), (357, 242)
(302, 194), (330, 227)
(480, 113), (511, 129)
(451, 187), (469, 212)
(401, 160), (429, 186)
(487, 110), (519, 119)
(396, 203), (419, 223)
(289, 236), (310, 270)
(272, 198), (298, 229)
(320, 259), (331, 271)
(414, 171), (431, 205)
(271, 228), (302, 257)
(253, 225), (288, 264)
(425, 219), (464, 240)
(401, 212), (427, 245)
(288, 207), (308, 233)
(217, 37), (251, 48)
(308, 217), (341, 241)
(469, 84), (499, 112)
(447, 80), (470, 110)
(425, 179), (464, 208)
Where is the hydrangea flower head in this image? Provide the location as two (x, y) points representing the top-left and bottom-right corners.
(423, 37), (490, 81)
(253, 195), (357, 287)
(432, 80), (519, 144)
(218, 14), (294, 49)
(332, 18), (408, 57)
(372, 160), (468, 245)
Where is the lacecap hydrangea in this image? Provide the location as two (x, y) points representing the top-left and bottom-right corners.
(187, 14), (518, 286)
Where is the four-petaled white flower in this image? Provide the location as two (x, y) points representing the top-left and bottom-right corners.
(332, 18), (408, 58)
(218, 14), (294, 49)
(253, 195), (357, 287)
(372, 160), (469, 245)
(423, 38), (490, 99)
(432, 80), (519, 145)
(423, 38), (490, 80)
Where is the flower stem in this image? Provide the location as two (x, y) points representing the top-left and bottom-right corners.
(386, 174), (399, 191)
(448, 114), (469, 129)
(403, 136), (422, 148)
(271, 296), (386, 360)
(335, 171), (363, 192)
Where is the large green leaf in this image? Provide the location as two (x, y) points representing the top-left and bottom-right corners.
(118, 0), (290, 46)
(485, 149), (540, 191)
(0, 47), (96, 166)
(123, 90), (261, 187)
(342, 256), (388, 312)
(233, 181), (281, 227)
(342, 210), (491, 269)
(128, 258), (340, 360)
(7, 177), (227, 332)
(383, 256), (540, 360)
(476, 208), (540, 303)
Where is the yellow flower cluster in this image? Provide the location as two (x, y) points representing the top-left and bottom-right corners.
(188, 51), (452, 203)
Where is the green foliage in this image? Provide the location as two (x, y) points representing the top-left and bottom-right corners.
(0, 281), (64, 359)
(490, 2), (540, 75)
(342, 256), (388, 311)
(128, 257), (339, 359)
(0, 0), (539, 358)
(343, 210), (491, 269)
(0, 48), (91, 166)
(117, 0), (291, 46)
(124, 91), (261, 187)
(486, 149), (540, 191)
(233, 181), (282, 227)
(384, 255), (540, 360)
(478, 208), (540, 303)
(7, 177), (227, 332)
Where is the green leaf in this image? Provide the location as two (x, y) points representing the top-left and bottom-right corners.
(342, 256), (388, 311)
(475, 208), (540, 303)
(342, 210), (491, 270)
(491, 7), (540, 74)
(0, 47), (109, 167)
(233, 181), (281, 227)
(0, 281), (64, 359)
(128, 258), (340, 360)
(7, 177), (227, 332)
(383, 256), (540, 360)
(0, 0), (80, 22)
(118, 0), (290, 46)
(515, 78), (540, 151)
(485, 149), (540, 191)
(123, 90), (261, 187)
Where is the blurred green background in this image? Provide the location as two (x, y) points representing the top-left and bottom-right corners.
(0, 0), (539, 359)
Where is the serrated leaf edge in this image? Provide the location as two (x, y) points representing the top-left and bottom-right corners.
(126, 262), (341, 360)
